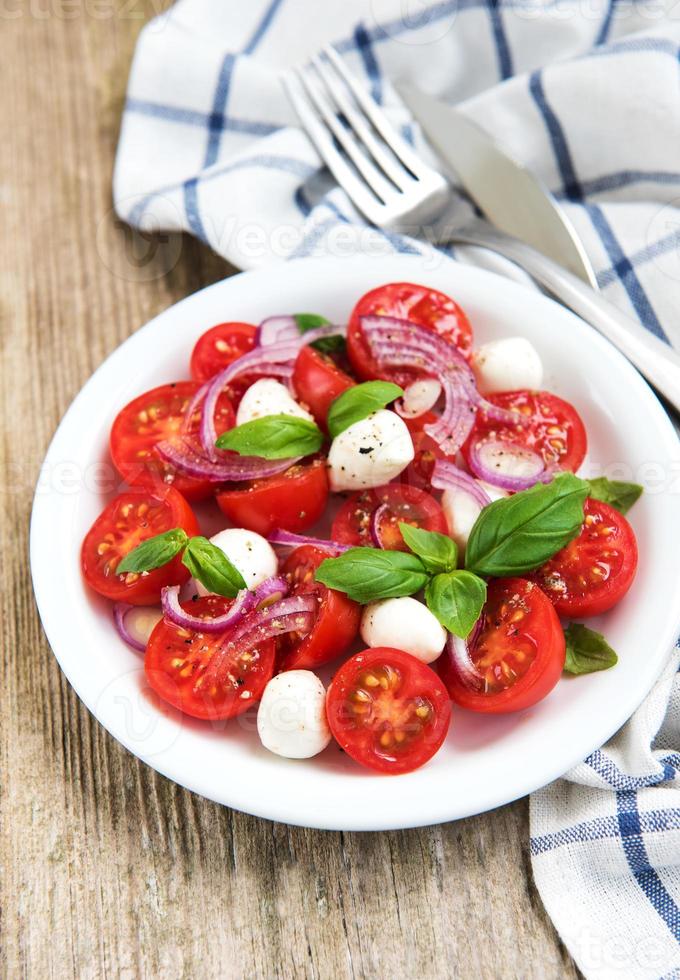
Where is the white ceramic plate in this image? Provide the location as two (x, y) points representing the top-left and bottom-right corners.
(31, 254), (680, 830)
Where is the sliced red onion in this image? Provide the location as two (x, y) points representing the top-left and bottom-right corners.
(162, 585), (255, 633)
(252, 574), (289, 606)
(268, 529), (350, 553)
(430, 459), (492, 509)
(113, 603), (162, 652)
(475, 396), (532, 426)
(396, 378), (442, 419)
(445, 623), (485, 692)
(200, 594), (319, 687)
(369, 503), (389, 549)
(156, 437), (300, 483)
(468, 438), (546, 492)
(256, 315), (300, 347)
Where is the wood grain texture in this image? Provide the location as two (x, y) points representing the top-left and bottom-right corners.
(0, 7), (580, 978)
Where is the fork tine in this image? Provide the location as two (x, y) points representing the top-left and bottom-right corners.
(322, 44), (430, 180)
(310, 54), (412, 192)
(296, 67), (396, 205)
(282, 72), (385, 223)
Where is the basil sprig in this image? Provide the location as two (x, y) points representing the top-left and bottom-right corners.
(465, 473), (589, 577)
(398, 523), (458, 575)
(587, 477), (643, 515)
(117, 528), (189, 575)
(327, 381), (403, 439)
(425, 571), (487, 639)
(116, 530), (246, 597)
(315, 548), (429, 603)
(215, 415), (323, 459)
(563, 623), (618, 675)
(294, 312), (345, 354)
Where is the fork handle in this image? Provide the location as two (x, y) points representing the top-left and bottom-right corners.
(443, 225), (680, 416)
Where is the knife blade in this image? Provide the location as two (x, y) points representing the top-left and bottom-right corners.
(396, 83), (598, 289)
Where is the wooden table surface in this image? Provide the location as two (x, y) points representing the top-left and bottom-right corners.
(1, 7), (580, 978)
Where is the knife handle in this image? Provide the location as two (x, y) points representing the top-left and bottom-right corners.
(445, 224), (680, 416)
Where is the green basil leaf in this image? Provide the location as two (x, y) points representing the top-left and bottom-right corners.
(327, 381), (404, 438)
(215, 415), (324, 459)
(398, 522), (458, 574)
(563, 623), (618, 675)
(465, 473), (589, 577)
(116, 528), (189, 575)
(425, 571), (487, 639)
(181, 537), (247, 598)
(587, 477), (643, 515)
(294, 312), (345, 354)
(315, 547), (428, 603)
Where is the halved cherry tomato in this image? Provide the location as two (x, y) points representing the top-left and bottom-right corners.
(277, 546), (360, 671)
(292, 346), (355, 427)
(529, 498), (638, 617)
(347, 282), (473, 385)
(145, 595), (275, 721)
(110, 381), (235, 501)
(331, 484), (447, 551)
(438, 578), (565, 714)
(81, 487), (199, 605)
(190, 322), (257, 383)
(462, 389), (587, 474)
(326, 647), (452, 774)
(216, 458), (329, 537)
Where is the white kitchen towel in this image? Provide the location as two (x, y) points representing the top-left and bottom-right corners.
(114, 3), (680, 976)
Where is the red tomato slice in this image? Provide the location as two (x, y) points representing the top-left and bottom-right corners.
(439, 578), (565, 714)
(400, 411), (452, 489)
(462, 389), (587, 474)
(529, 498), (638, 617)
(216, 458), (329, 537)
(326, 647), (452, 774)
(331, 484), (447, 551)
(347, 282), (473, 385)
(145, 595), (275, 720)
(110, 381), (235, 501)
(190, 322), (257, 383)
(81, 487), (199, 605)
(292, 346), (355, 427)
(277, 546), (360, 671)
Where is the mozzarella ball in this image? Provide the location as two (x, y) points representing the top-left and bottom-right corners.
(442, 481), (507, 552)
(257, 670), (331, 759)
(327, 410), (415, 492)
(471, 338), (543, 395)
(236, 378), (313, 426)
(360, 597), (447, 664)
(195, 527), (278, 596)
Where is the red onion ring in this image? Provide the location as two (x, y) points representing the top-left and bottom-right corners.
(256, 315), (300, 347)
(468, 438), (546, 492)
(430, 459), (492, 509)
(156, 437), (300, 483)
(369, 503), (389, 549)
(113, 603), (161, 653)
(445, 619), (485, 692)
(161, 575), (289, 634)
(267, 529), (350, 553)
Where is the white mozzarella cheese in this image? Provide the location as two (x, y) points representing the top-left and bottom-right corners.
(442, 481), (507, 552)
(257, 670), (331, 759)
(236, 378), (314, 426)
(471, 337), (543, 395)
(327, 410), (414, 492)
(195, 527), (278, 596)
(360, 597), (447, 664)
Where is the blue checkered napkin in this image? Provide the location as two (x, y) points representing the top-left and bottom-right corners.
(114, 3), (680, 974)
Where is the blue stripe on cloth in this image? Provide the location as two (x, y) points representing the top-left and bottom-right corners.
(598, 229), (680, 289)
(354, 23), (382, 103)
(528, 71), (581, 200)
(566, 170), (680, 198)
(183, 177), (208, 242)
(594, 0), (618, 46)
(586, 205), (671, 342)
(488, 0), (513, 80)
(126, 98), (278, 137)
(586, 748), (680, 790)
(531, 809), (680, 856)
(617, 790), (680, 941)
(203, 0), (286, 167)
(590, 37), (680, 60)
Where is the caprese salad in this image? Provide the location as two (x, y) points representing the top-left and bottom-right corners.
(81, 281), (642, 775)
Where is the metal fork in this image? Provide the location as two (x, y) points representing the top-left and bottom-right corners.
(283, 46), (680, 415)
